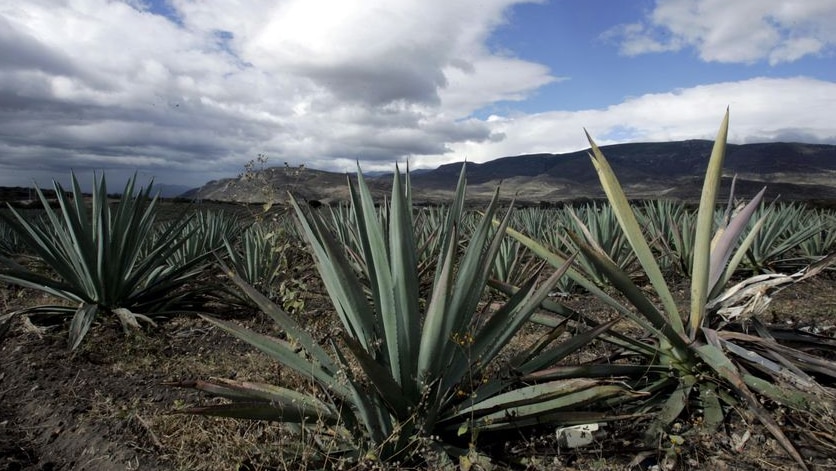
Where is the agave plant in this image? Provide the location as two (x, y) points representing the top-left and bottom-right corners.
(562, 202), (638, 286)
(741, 202), (826, 272)
(164, 209), (244, 268)
(413, 205), (449, 277)
(640, 199), (698, 276)
(221, 220), (309, 314)
(798, 208), (836, 260)
(323, 201), (367, 275)
(0, 218), (24, 256)
(491, 236), (540, 287)
(509, 207), (578, 294)
(176, 164), (632, 465)
(0, 173), (208, 350)
(504, 111), (836, 469)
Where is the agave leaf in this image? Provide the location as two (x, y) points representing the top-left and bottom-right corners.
(742, 375), (835, 414)
(644, 374), (696, 443)
(433, 273), (543, 410)
(710, 214), (766, 300)
(219, 261), (339, 375)
(791, 251), (836, 284)
(463, 254), (572, 381)
(510, 316), (569, 366)
(698, 383), (724, 433)
(475, 411), (640, 433)
(177, 378), (338, 423)
(719, 330), (836, 379)
(448, 380), (639, 431)
(340, 333), (413, 420)
(489, 278), (657, 356)
(765, 325), (836, 350)
(290, 194), (377, 351)
(433, 164), (467, 287)
(69, 304), (99, 351)
(523, 364), (673, 382)
(199, 314), (350, 398)
(417, 220), (458, 383)
(58, 175), (96, 297)
(331, 342), (393, 446)
(465, 316), (622, 406)
(708, 273), (795, 322)
(124, 211), (196, 292)
(693, 342), (809, 470)
(689, 110), (729, 337)
(420, 181), (507, 388)
(584, 132), (683, 334)
(707, 187), (766, 293)
(720, 337), (829, 404)
(489, 279), (578, 324)
(3, 196), (93, 300)
(181, 403), (332, 423)
(199, 377), (328, 408)
(447, 378), (597, 418)
(568, 233), (690, 352)
(500, 225), (641, 323)
(435, 193), (518, 399)
(515, 317), (621, 374)
(462, 268), (540, 373)
(387, 165), (421, 397)
(447, 187), (505, 348)
(0, 269), (82, 303)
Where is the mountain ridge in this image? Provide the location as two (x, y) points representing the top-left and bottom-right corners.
(186, 140), (836, 204)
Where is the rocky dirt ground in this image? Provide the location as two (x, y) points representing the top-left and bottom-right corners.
(1, 273), (835, 471)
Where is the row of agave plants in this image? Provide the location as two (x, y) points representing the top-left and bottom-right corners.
(494, 199), (835, 294)
(1, 186), (830, 318)
(322, 191), (836, 300)
(0, 111), (834, 468)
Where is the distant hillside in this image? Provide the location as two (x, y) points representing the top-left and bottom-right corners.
(182, 167), (391, 204)
(187, 140), (836, 204)
(155, 184), (194, 198)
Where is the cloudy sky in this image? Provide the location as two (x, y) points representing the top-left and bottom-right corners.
(1, 0), (835, 190)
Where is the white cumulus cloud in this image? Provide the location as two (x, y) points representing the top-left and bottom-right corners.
(605, 0), (836, 64)
(437, 77), (836, 168)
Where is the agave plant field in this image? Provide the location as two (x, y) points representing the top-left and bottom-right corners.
(1, 113), (836, 470)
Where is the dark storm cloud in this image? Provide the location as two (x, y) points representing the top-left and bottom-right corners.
(0, 17), (78, 76)
(304, 56), (448, 107)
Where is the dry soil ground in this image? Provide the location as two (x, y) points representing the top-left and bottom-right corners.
(1, 273), (835, 471)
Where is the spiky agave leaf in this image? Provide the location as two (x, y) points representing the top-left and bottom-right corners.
(175, 378), (340, 424)
(443, 379), (642, 431)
